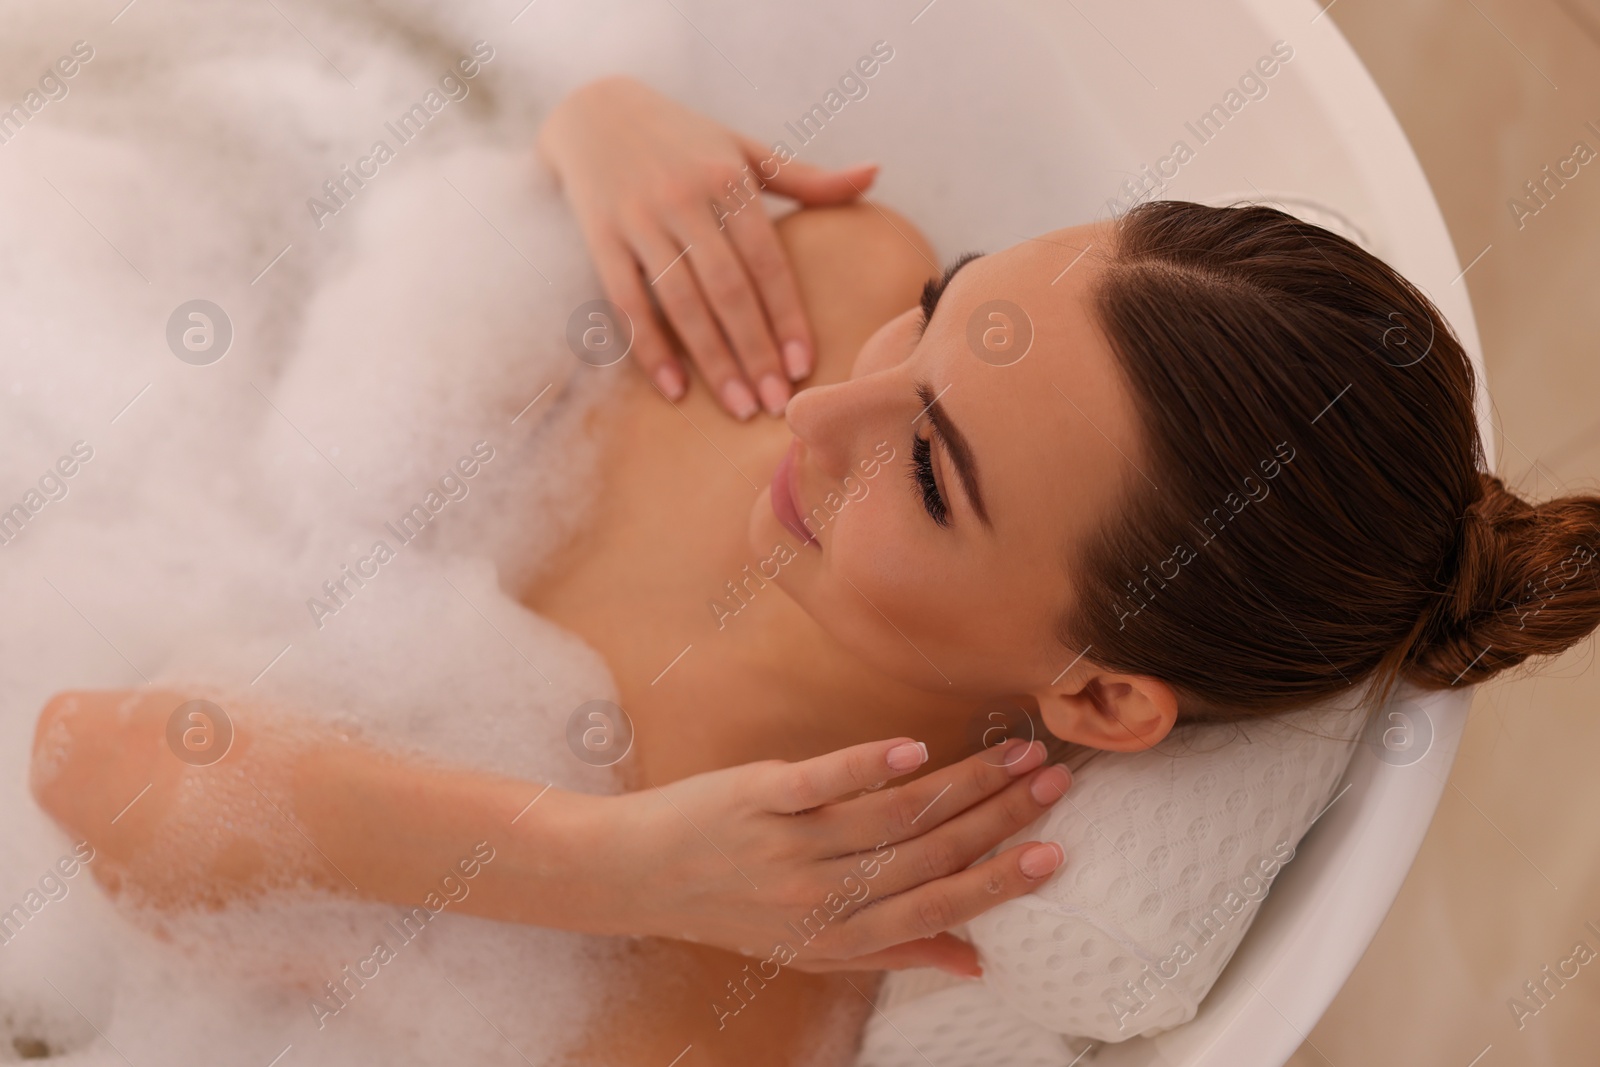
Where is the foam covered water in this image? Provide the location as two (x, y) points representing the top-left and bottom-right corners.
(0, 2), (640, 1062)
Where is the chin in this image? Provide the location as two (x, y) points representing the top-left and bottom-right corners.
(746, 486), (779, 556)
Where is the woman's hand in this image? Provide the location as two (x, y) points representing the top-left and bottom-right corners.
(608, 736), (1073, 977)
(537, 75), (879, 419)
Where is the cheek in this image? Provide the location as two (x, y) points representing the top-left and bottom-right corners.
(776, 489), (968, 685)
(805, 502), (1065, 688)
(826, 491), (923, 604)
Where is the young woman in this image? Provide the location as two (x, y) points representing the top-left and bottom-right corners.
(31, 77), (1600, 1065)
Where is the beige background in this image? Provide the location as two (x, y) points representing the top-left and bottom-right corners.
(1284, 1), (1600, 1065)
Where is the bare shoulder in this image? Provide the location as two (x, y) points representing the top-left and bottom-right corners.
(771, 202), (938, 385)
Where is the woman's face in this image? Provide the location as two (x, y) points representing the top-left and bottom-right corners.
(747, 222), (1144, 696)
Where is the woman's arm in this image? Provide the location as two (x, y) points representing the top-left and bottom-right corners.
(31, 689), (1071, 973)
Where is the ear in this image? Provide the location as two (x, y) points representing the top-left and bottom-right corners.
(1033, 667), (1179, 752)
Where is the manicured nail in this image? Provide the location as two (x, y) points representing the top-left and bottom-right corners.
(720, 378), (759, 420)
(1019, 842), (1064, 880)
(782, 339), (812, 381)
(886, 740), (929, 773)
(1001, 739), (1045, 776)
(1029, 766), (1073, 806)
(756, 373), (790, 416)
(653, 363), (686, 400)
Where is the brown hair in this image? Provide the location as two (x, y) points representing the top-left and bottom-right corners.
(1067, 200), (1600, 722)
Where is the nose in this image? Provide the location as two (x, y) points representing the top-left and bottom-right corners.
(785, 370), (900, 481)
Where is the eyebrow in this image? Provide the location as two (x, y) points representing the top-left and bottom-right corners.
(915, 381), (991, 529)
(918, 251), (984, 333)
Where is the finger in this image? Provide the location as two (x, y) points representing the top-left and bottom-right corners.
(739, 136), (878, 205)
(788, 932), (981, 978)
(664, 209), (790, 416)
(865, 766), (1071, 900)
(828, 841), (1066, 958)
(625, 222), (757, 420)
(588, 232), (687, 400)
(811, 739), (1054, 855)
(757, 737), (931, 815)
(722, 205), (815, 383)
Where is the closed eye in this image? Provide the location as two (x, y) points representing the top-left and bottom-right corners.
(908, 379), (991, 529)
(908, 430), (948, 527)
(914, 251), (984, 339)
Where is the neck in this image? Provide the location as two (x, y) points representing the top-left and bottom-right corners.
(714, 580), (984, 765)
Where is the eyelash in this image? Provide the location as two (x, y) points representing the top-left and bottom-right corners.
(908, 432), (949, 527)
(906, 253), (982, 525)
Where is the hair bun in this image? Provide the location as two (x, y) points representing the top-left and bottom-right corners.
(1408, 472), (1600, 687)
(1448, 473), (1527, 620)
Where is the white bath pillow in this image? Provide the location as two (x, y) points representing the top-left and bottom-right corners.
(859, 690), (1372, 1063)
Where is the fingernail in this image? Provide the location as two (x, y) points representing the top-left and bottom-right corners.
(720, 378), (759, 420)
(886, 740), (928, 773)
(782, 339), (812, 381)
(1001, 739), (1045, 776)
(1019, 842), (1064, 880)
(756, 373), (790, 416)
(653, 363), (686, 400)
(1029, 766), (1073, 806)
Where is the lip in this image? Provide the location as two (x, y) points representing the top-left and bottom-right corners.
(770, 438), (818, 547)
